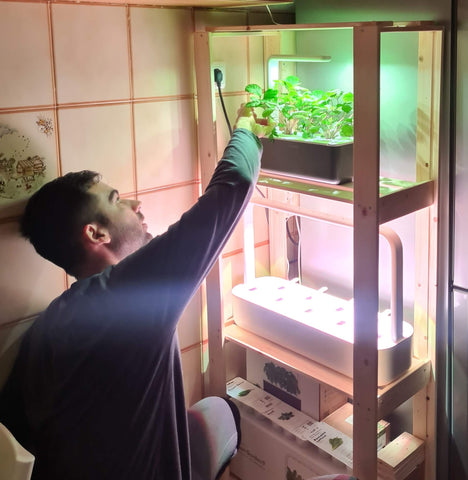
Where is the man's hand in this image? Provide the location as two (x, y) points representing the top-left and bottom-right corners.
(234, 105), (273, 138)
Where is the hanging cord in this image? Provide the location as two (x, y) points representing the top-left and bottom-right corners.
(213, 67), (267, 198)
(265, 5), (281, 25)
(295, 215), (302, 283)
(213, 68), (269, 231)
(214, 68), (232, 136)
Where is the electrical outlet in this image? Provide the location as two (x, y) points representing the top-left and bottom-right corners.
(212, 63), (226, 89)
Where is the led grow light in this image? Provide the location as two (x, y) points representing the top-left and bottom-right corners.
(267, 55), (332, 88)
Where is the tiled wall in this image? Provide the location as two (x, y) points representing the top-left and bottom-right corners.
(0, 1), (202, 404)
(0, 1), (291, 406)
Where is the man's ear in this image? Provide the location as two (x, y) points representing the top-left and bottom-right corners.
(82, 223), (111, 246)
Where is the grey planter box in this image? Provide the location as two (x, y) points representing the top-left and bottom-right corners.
(260, 137), (353, 185)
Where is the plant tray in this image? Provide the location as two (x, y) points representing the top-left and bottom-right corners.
(260, 137), (353, 185)
(232, 276), (413, 386)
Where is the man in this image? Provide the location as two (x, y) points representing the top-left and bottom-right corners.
(0, 111), (263, 480)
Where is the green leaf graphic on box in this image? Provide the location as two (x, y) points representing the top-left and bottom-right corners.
(237, 389), (252, 397)
(263, 362), (300, 395)
(279, 411), (295, 421)
(329, 437), (344, 450)
(286, 466), (304, 480)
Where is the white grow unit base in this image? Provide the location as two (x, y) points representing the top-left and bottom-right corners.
(232, 276), (413, 386)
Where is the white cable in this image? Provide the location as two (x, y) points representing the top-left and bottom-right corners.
(265, 5), (281, 25)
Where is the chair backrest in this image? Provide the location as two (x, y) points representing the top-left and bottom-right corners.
(0, 423), (34, 480)
(0, 317), (36, 391)
(0, 318), (36, 480)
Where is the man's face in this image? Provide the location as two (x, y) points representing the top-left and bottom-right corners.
(88, 181), (153, 261)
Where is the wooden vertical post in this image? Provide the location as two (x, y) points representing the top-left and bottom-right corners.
(352, 24), (381, 480)
(194, 31), (226, 397)
(413, 29), (442, 480)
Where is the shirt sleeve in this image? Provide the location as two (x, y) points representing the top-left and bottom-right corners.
(106, 128), (262, 331)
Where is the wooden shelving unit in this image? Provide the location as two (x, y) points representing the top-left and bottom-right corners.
(194, 21), (443, 480)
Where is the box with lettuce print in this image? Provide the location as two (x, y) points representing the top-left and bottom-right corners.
(246, 349), (347, 421)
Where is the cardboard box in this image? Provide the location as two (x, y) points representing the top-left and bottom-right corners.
(228, 378), (419, 480)
(246, 349), (348, 420)
(323, 402), (391, 451)
(377, 432), (425, 480)
(227, 377), (354, 470)
(230, 405), (351, 480)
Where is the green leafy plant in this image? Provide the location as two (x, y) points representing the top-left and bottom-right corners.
(245, 75), (354, 143)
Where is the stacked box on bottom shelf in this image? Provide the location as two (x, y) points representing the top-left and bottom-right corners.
(377, 432), (425, 480)
(227, 377), (425, 480)
(323, 402), (390, 451)
(227, 377), (354, 474)
(230, 404), (350, 480)
(246, 350), (348, 420)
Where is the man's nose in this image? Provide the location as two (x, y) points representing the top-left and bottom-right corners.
(124, 198), (141, 212)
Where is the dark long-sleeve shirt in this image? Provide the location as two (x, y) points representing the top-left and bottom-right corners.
(0, 128), (262, 480)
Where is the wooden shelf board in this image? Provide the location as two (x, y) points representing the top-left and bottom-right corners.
(257, 173), (434, 223)
(207, 20), (441, 33)
(224, 324), (431, 419)
(55, 0), (291, 6)
(258, 172), (354, 202)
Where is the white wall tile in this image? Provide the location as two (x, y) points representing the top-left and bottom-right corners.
(0, 2), (54, 108)
(248, 36), (266, 87)
(131, 8), (194, 98)
(58, 104), (134, 194)
(212, 36), (249, 94)
(0, 110), (59, 219)
(0, 221), (65, 325)
(138, 184), (198, 238)
(52, 4), (130, 104)
(134, 100), (197, 191)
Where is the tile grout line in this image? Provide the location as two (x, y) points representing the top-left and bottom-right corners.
(126, 5), (139, 199)
(47, 1), (69, 291)
(0, 95), (195, 116)
(47, 1), (62, 178)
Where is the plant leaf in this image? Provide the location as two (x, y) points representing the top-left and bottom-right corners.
(262, 108), (275, 117)
(245, 100), (261, 108)
(245, 84), (262, 97)
(283, 75), (300, 85)
(340, 124), (354, 137)
(263, 88), (278, 101)
(341, 104), (352, 113)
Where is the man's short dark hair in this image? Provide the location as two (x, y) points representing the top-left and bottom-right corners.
(20, 170), (106, 277)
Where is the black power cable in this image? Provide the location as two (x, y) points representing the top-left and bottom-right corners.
(214, 68), (233, 136)
(213, 68), (268, 221)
